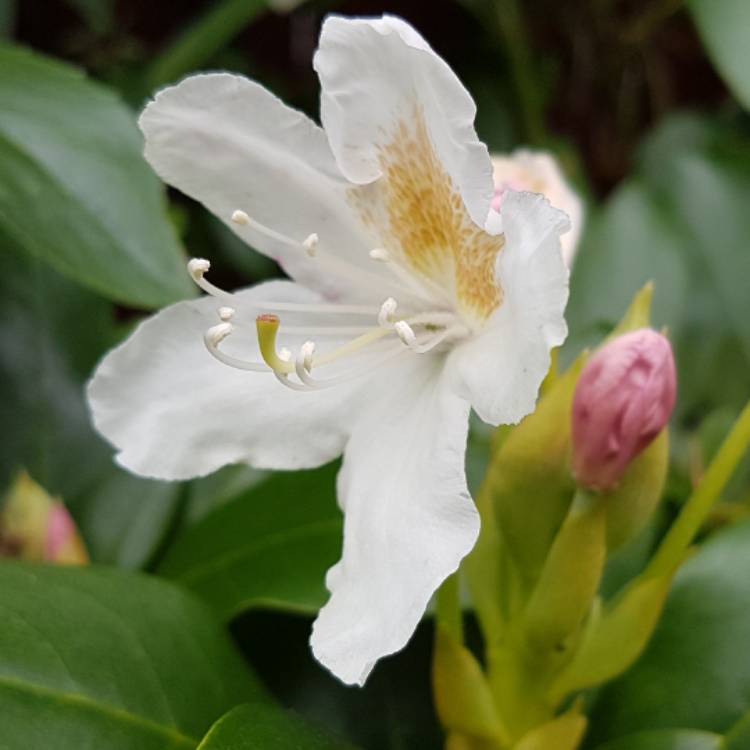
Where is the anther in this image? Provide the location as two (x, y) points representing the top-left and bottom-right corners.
(231, 208), (317, 254)
(369, 248), (390, 262)
(394, 320), (417, 347)
(218, 306), (235, 321)
(301, 341), (316, 370)
(302, 233), (319, 257)
(205, 322), (233, 347)
(188, 258), (211, 280)
(378, 297), (398, 328)
(294, 341), (317, 386)
(187, 257), (233, 300)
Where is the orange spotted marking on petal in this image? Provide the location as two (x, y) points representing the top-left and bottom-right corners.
(351, 107), (504, 322)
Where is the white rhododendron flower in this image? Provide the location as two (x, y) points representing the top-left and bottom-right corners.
(87, 15), (570, 685)
(491, 150), (583, 267)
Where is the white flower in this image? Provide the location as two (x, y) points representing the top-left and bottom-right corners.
(491, 150), (584, 267)
(87, 15), (569, 686)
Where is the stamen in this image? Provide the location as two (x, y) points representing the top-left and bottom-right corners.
(394, 320), (417, 347)
(231, 208), (316, 253)
(188, 257), (381, 316)
(294, 341), (317, 387)
(369, 248), (390, 262)
(378, 297), (398, 328)
(301, 341), (315, 370)
(203, 322), (267, 372)
(218, 306), (235, 321)
(406, 325), (469, 354)
(188, 258), (233, 300)
(293, 342), (407, 390)
(302, 234), (319, 257)
(231, 210), (251, 226)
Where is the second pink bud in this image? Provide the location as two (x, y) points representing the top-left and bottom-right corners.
(572, 329), (677, 492)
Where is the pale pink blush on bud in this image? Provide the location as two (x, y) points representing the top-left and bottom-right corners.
(572, 329), (677, 492)
(45, 503), (88, 564)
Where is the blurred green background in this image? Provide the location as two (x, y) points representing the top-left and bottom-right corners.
(1, 1), (749, 748)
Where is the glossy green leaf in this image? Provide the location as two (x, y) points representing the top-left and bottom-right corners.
(197, 702), (357, 750)
(0, 44), (192, 308)
(567, 115), (750, 419)
(0, 563), (265, 750)
(0, 250), (181, 569)
(593, 729), (722, 750)
(234, 610), (443, 749)
(567, 182), (689, 351)
(688, 0), (750, 110)
(725, 711), (750, 749)
(550, 571), (674, 703)
(158, 465), (342, 618)
(588, 519), (750, 743)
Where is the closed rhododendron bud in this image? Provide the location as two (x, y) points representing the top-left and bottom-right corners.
(572, 329), (677, 492)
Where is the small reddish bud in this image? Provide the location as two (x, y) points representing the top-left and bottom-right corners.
(572, 329), (677, 492)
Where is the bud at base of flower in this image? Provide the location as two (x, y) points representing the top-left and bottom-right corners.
(0, 471), (88, 565)
(571, 329), (677, 493)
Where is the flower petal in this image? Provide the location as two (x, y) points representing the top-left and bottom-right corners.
(139, 73), (399, 302)
(87, 281), (367, 480)
(491, 150), (584, 267)
(449, 191), (570, 425)
(310, 356), (479, 685)
(314, 14), (494, 228)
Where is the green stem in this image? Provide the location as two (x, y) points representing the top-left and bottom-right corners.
(145, 0), (288, 92)
(493, 0), (546, 144)
(436, 573), (464, 642)
(648, 400), (750, 578)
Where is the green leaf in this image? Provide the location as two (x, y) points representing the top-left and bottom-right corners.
(567, 115), (750, 419)
(593, 729), (722, 750)
(588, 519), (750, 743)
(549, 571), (674, 703)
(688, 0), (750, 110)
(0, 44), (192, 308)
(0, 563), (265, 750)
(197, 702), (357, 750)
(567, 182), (689, 351)
(0, 250), (181, 569)
(158, 465), (342, 618)
(725, 711), (750, 749)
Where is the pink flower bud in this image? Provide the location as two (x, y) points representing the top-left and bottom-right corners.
(572, 329), (677, 491)
(45, 503), (88, 565)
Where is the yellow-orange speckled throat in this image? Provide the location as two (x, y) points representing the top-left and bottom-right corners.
(350, 107), (504, 323)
